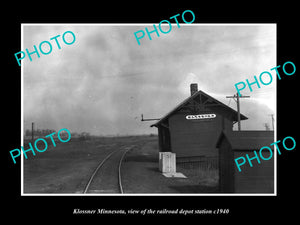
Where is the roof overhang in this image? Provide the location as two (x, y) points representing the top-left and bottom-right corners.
(151, 90), (248, 127)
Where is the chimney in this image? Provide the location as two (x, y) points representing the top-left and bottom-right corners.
(190, 83), (198, 96)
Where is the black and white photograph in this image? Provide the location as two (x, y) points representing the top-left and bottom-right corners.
(21, 24), (276, 195)
(3, 4), (298, 221)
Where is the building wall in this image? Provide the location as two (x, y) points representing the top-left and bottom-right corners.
(219, 138), (234, 193)
(169, 111), (232, 158)
(234, 150), (274, 193)
(158, 126), (171, 152)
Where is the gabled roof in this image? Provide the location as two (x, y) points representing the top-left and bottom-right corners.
(151, 89), (248, 127)
(216, 130), (275, 150)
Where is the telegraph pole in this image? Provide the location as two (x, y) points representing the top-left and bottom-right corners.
(269, 114), (274, 130)
(226, 93), (250, 131)
(32, 122), (34, 142)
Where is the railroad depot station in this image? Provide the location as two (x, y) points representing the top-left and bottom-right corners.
(23, 83), (275, 194)
(150, 83), (274, 193)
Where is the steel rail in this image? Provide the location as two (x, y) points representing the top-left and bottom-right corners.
(118, 147), (133, 194)
(83, 149), (119, 194)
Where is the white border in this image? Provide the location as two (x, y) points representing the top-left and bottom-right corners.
(21, 24), (24, 195)
(21, 23), (277, 196)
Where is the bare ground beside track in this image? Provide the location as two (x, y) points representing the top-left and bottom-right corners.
(121, 139), (218, 194)
(23, 135), (218, 194)
(23, 136), (150, 193)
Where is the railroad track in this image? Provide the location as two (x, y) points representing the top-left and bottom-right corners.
(83, 145), (134, 194)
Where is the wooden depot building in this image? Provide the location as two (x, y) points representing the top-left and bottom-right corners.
(151, 83), (248, 162)
(216, 130), (274, 193)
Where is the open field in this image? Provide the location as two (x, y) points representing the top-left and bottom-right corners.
(23, 135), (218, 194)
(23, 135), (151, 193)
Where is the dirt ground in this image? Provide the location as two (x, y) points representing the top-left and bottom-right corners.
(23, 136), (145, 193)
(121, 138), (219, 194)
(23, 135), (218, 194)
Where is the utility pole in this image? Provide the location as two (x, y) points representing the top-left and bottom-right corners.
(226, 93), (250, 131)
(32, 122), (34, 142)
(269, 114), (274, 130)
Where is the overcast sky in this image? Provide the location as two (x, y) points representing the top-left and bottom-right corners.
(22, 24), (276, 135)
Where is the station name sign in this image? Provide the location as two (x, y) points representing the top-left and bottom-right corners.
(186, 114), (216, 120)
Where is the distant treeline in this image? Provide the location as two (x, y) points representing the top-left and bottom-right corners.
(25, 129), (56, 136)
(25, 129), (90, 138)
(24, 129), (157, 141)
